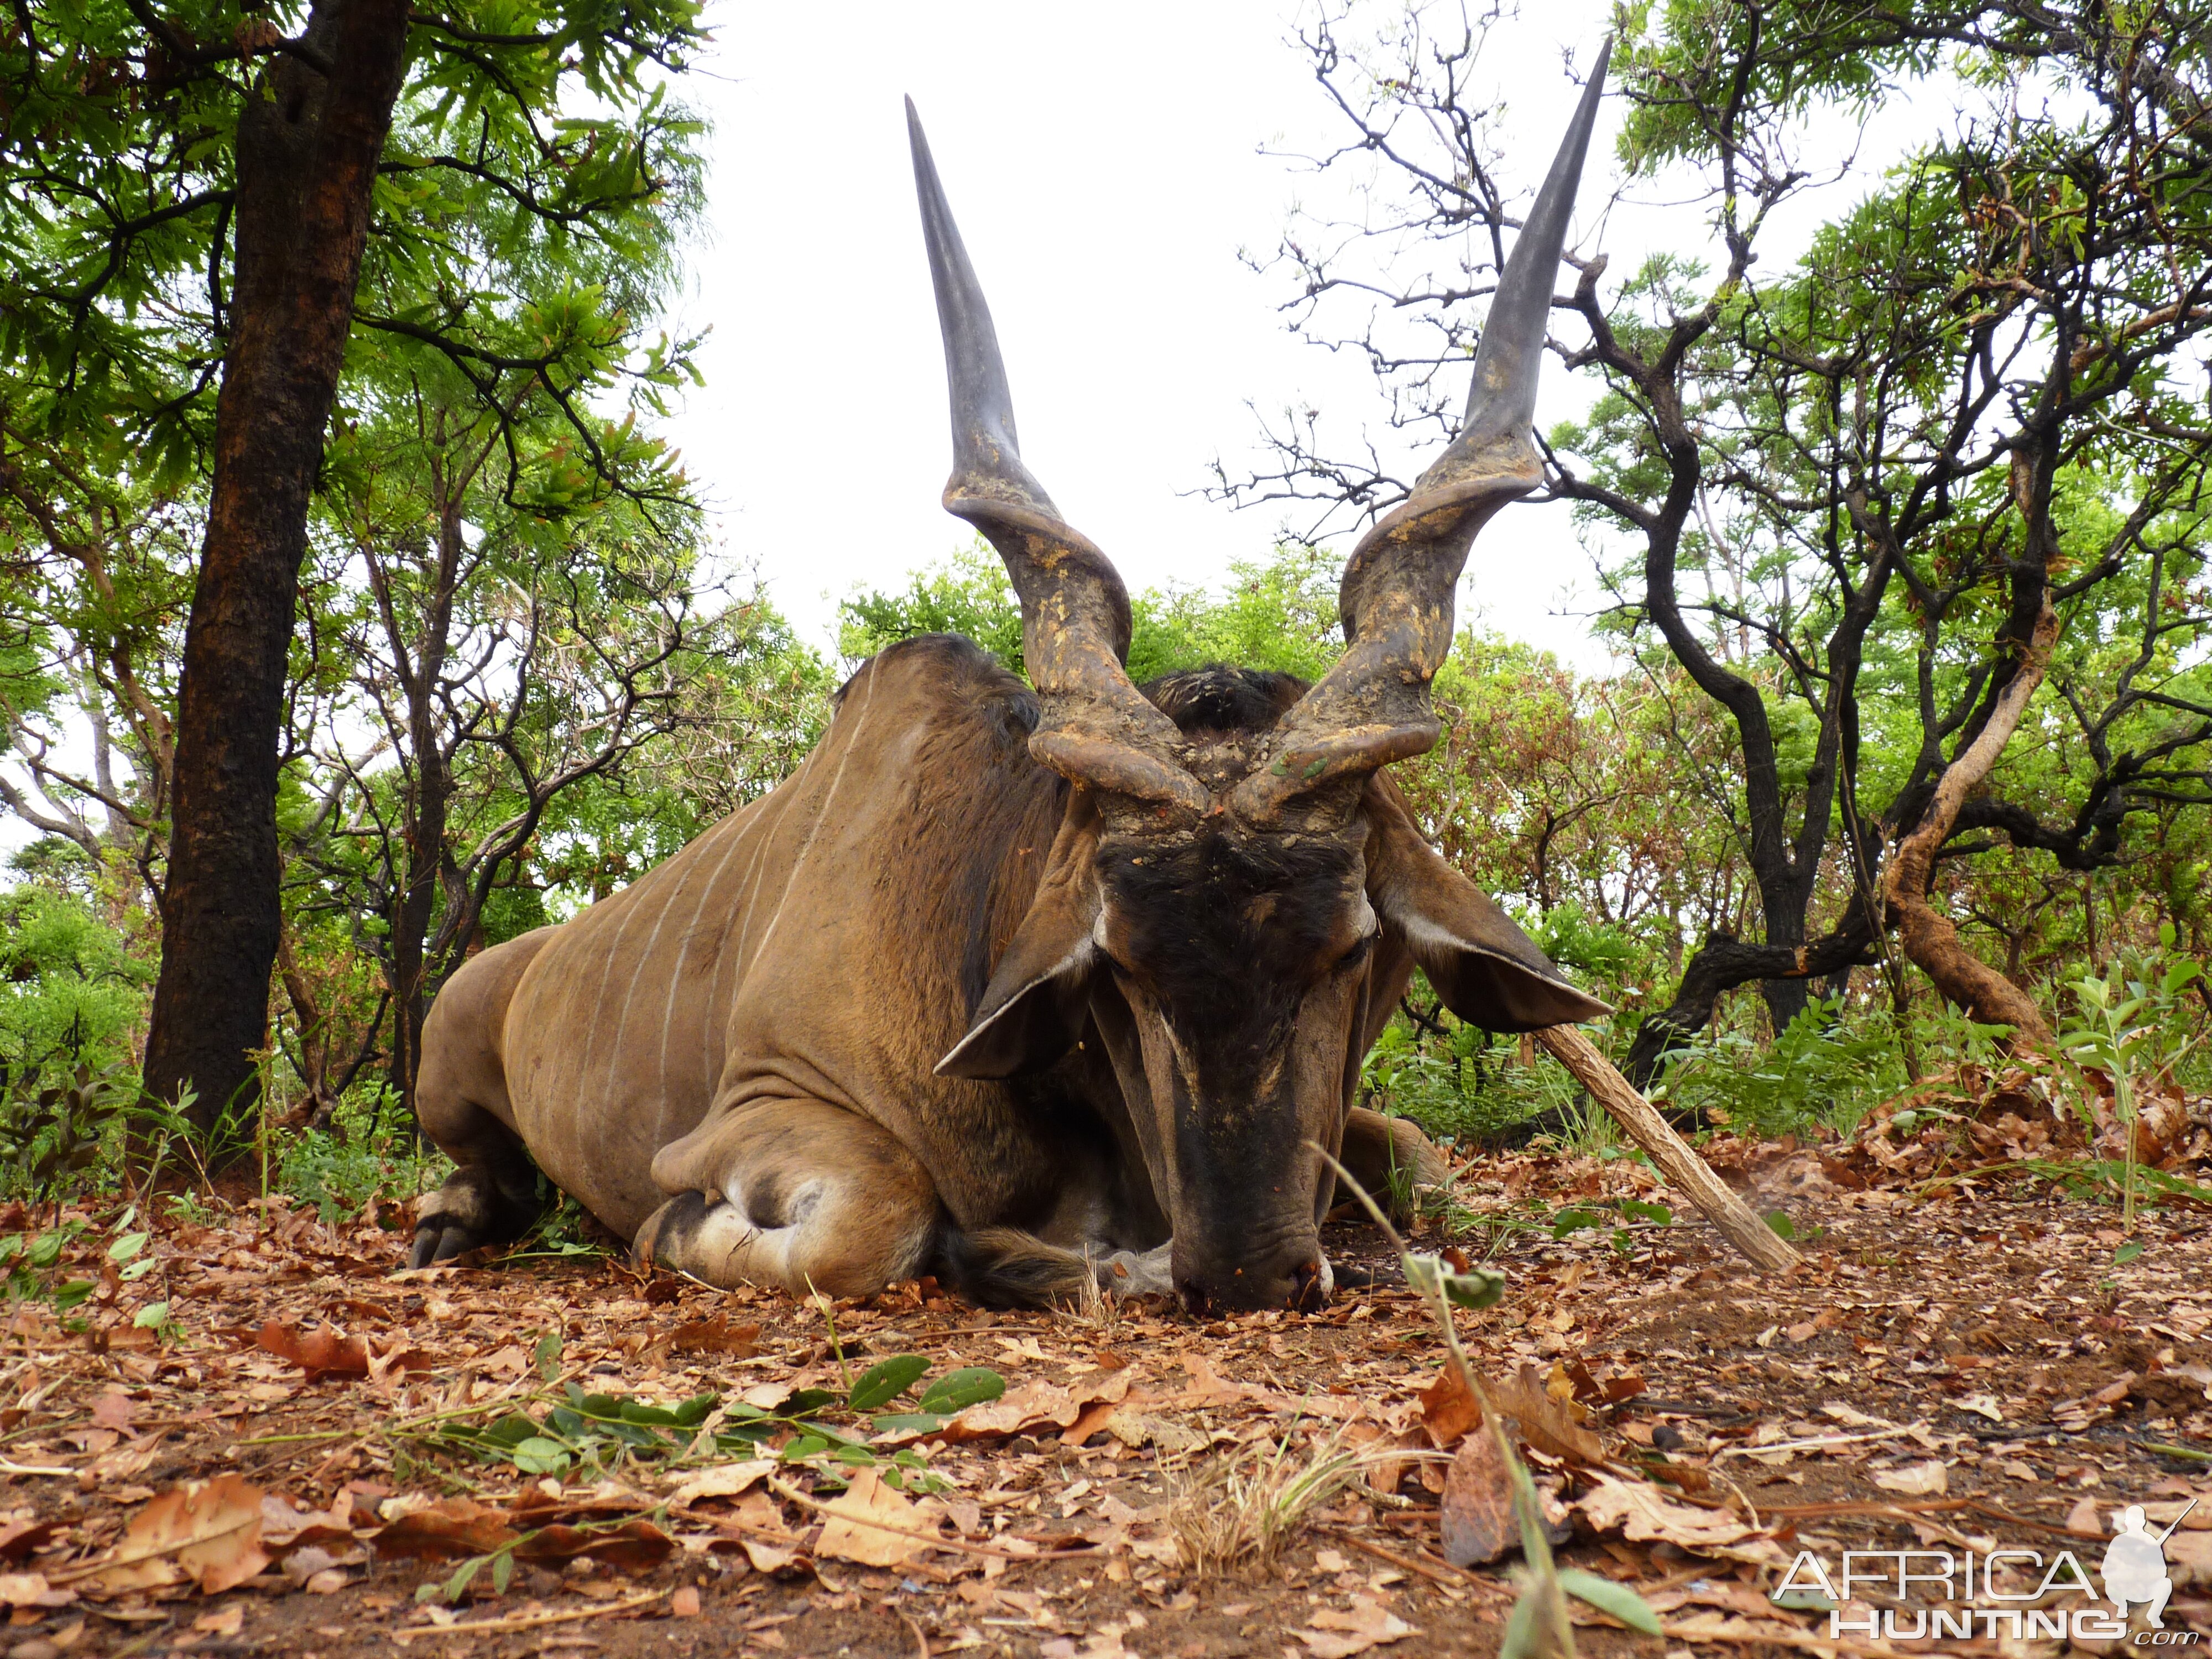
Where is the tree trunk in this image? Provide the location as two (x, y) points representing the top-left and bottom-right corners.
(385, 491), (465, 1125)
(1882, 601), (2060, 1048)
(1622, 908), (1879, 1090)
(141, 0), (412, 1135)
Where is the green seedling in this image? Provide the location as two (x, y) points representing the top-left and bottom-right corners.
(1314, 1142), (1658, 1657)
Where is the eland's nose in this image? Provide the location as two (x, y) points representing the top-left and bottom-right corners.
(1175, 1247), (1331, 1315)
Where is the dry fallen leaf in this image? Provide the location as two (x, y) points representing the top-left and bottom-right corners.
(515, 1519), (673, 1570)
(672, 1584), (702, 1618)
(2168, 1530), (2212, 1589)
(79, 1475), (270, 1596)
(2065, 1496), (2105, 1537)
(654, 1316), (761, 1362)
(192, 1603), (245, 1637)
(261, 1493), (355, 1552)
(0, 1572), (74, 1610)
(1102, 1410), (1205, 1455)
(1575, 1473), (1780, 1566)
(942, 1379), (1124, 1444)
(815, 1468), (938, 1568)
(1418, 1364), (1480, 1449)
(1495, 1364), (1604, 1465)
(727, 1491), (801, 1573)
(1871, 1460), (1949, 1496)
(1439, 1428), (1516, 1568)
(0, 1521), (58, 1562)
(1297, 1597), (1419, 1657)
(369, 1498), (518, 1563)
(257, 1320), (369, 1380)
(668, 1459), (776, 1507)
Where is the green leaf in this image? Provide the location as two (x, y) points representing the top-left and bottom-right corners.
(1443, 1267), (1506, 1310)
(673, 1392), (720, 1427)
(119, 1257), (158, 1281)
(1765, 1210), (1796, 1240)
(848, 1354), (930, 1411)
(1550, 1206), (1608, 1239)
(533, 1331), (564, 1382)
(443, 1556), (482, 1604)
(1618, 1199), (1672, 1227)
(479, 1413), (544, 1450)
(917, 1368), (1005, 1415)
(2114, 1239), (2145, 1265)
(491, 1551), (514, 1595)
(511, 1437), (572, 1475)
(1496, 1583), (1546, 1659)
(107, 1232), (148, 1262)
(782, 1388), (844, 1418)
(1558, 1568), (1663, 1635)
(872, 1412), (950, 1436)
(131, 1301), (170, 1329)
(1402, 1253), (1504, 1308)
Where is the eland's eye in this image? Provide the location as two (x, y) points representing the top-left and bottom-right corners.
(1334, 930), (1377, 972)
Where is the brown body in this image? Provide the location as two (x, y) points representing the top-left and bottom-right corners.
(415, 639), (1559, 1302)
(411, 66), (1614, 1310)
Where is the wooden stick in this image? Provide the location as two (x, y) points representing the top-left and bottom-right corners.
(391, 1588), (667, 1642)
(1326, 1528), (1501, 1595)
(1533, 1024), (1802, 1274)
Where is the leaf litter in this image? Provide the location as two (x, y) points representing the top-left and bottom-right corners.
(0, 1111), (2205, 1656)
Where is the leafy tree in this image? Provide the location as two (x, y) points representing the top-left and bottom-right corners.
(1, 0), (705, 1134)
(1223, 0), (2212, 1078)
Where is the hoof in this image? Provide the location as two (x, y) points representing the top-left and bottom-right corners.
(634, 1190), (714, 1270)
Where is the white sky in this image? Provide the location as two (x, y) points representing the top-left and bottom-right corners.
(665, 0), (1635, 668)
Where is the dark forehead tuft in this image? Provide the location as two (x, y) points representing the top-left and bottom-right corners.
(1101, 821), (1360, 914)
(1141, 666), (1311, 737)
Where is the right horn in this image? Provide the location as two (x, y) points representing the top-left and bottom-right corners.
(1230, 42), (1611, 826)
(908, 99), (1208, 816)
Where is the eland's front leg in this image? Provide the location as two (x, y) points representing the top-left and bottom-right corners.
(635, 1098), (939, 1298)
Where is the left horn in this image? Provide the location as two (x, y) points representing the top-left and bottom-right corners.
(909, 99), (1207, 817)
(1230, 42), (1611, 826)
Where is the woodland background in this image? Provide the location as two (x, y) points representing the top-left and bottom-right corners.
(2, 0), (2209, 1218)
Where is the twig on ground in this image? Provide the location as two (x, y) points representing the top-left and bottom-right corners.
(1712, 1425), (1924, 1460)
(391, 1588), (667, 1642)
(1326, 1528), (1502, 1594)
(0, 1458), (78, 1478)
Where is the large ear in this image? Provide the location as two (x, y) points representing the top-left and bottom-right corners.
(936, 818), (1102, 1080)
(1366, 782), (1610, 1031)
